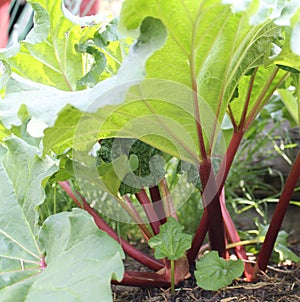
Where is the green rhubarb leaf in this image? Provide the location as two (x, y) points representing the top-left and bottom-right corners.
(7, 0), (101, 91)
(229, 66), (288, 128)
(273, 28), (300, 72)
(148, 217), (192, 260)
(0, 123), (10, 141)
(0, 136), (58, 234)
(223, 0), (300, 56)
(33, 209), (124, 302)
(0, 209), (124, 302)
(0, 16), (167, 152)
(0, 138), (123, 301)
(0, 136), (57, 292)
(277, 88), (299, 126)
(41, 16), (167, 155)
(90, 0), (281, 162)
(75, 43), (107, 88)
(195, 251), (244, 291)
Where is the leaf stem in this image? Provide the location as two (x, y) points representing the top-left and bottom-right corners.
(189, 35), (225, 258)
(53, 183), (57, 214)
(149, 185), (167, 224)
(226, 239), (260, 249)
(239, 68), (258, 129)
(255, 151), (300, 275)
(171, 259), (175, 294)
(112, 271), (170, 288)
(245, 68), (288, 129)
(0, 267), (41, 275)
(220, 187), (254, 280)
(123, 195), (153, 240)
(227, 104), (238, 130)
(187, 209), (208, 265)
(200, 159), (226, 257)
(59, 181), (164, 271)
(159, 179), (177, 219)
(135, 189), (161, 235)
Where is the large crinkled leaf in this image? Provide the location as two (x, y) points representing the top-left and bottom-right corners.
(44, 0), (281, 161)
(31, 209), (124, 302)
(0, 209), (125, 302)
(91, 0), (280, 161)
(0, 16), (167, 137)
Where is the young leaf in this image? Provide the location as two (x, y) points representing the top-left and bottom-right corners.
(96, 154), (132, 195)
(195, 251), (244, 291)
(148, 217), (192, 260)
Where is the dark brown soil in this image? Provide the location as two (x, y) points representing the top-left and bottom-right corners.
(113, 264), (300, 302)
(112, 238), (300, 302)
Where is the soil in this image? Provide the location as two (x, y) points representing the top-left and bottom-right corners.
(112, 263), (300, 302)
(112, 237), (300, 302)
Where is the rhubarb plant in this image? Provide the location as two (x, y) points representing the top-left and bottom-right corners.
(0, 0), (300, 300)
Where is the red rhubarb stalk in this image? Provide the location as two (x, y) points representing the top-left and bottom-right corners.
(135, 189), (161, 235)
(255, 151), (300, 274)
(59, 181), (164, 271)
(112, 271), (170, 288)
(149, 186), (167, 224)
